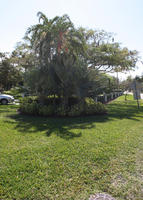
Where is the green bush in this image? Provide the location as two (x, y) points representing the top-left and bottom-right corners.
(19, 97), (107, 117)
(85, 101), (107, 115)
(68, 103), (84, 117)
(20, 96), (37, 104)
(56, 104), (68, 117)
(20, 101), (39, 115)
(39, 105), (55, 116)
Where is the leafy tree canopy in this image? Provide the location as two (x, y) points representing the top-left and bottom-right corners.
(0, 54), (22, 90)
(23, 12), (139, 104)
(0, 12), (140, 98)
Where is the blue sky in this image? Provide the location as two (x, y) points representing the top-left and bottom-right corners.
(1, 0), (143, 78)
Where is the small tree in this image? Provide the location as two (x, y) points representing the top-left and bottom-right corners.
(0, 54), (22, 90)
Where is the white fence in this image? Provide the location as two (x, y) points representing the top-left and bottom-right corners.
(94, 92), (123, 103)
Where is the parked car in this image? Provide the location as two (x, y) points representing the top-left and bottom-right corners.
(0, 94), (15, 105)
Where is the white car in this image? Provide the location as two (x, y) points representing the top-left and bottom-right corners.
(0, 94), (15, 105)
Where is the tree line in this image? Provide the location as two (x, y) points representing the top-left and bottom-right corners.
(0, 12), (139, 105)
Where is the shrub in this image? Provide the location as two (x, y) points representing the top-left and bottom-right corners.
(20, 96), (38, 104)
(68, 103), (84, 117)
(20, 101), (39, 115)
(39, 105), (55, 116)
(85, 101), (107, 115)
(56, 104), (68, 117)
(19, 97), (107, 117)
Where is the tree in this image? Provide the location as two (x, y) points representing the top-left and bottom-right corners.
(84, 31), (139, 72)
(120, 76), (134, 91)
(0, 54), (22, 90)
(10, 42), (35, 71)
(25, 12), (89, 106)
(24, 12), (139, 106)
(25, 12), (86, 65)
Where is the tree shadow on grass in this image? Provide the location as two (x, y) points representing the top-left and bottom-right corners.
(4, 100), (143, 140)
(107, 100), (143, 121)
(6, 113), (108, 140)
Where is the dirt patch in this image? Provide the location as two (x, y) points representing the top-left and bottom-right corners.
(89, 193), (116, 200)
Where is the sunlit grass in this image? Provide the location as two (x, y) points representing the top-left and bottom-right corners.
(0, 96), (143, 200)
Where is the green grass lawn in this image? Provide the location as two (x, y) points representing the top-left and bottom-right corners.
(0, 95), (143, 200)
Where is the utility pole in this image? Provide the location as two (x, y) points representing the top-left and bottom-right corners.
(133, 80), (140, 109)
(116, 71), (119, 90)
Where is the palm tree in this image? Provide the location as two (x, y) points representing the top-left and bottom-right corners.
(25, 12), (88, 106)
